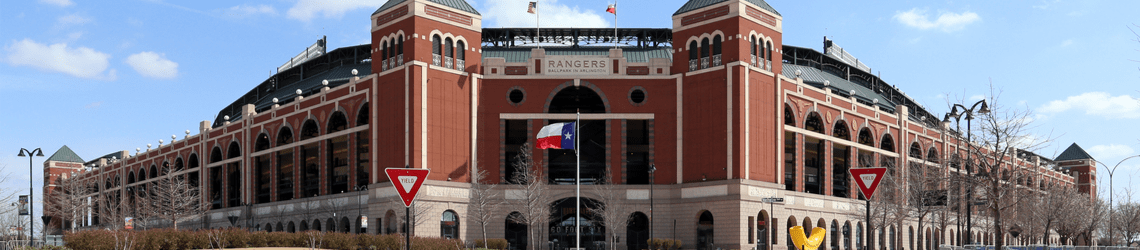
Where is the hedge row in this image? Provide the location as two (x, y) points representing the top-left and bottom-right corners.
(64, 229), (469, 250)
(647, 238), (683, 250)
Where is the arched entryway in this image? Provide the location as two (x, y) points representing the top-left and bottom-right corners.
(697, 211), (714, 250)
(546, 86), (607, 184)
(550, 197), (604, 250)
(627, 212), (649, 250)
(758, 211), (770, 250)
(505, 212), (527, 250)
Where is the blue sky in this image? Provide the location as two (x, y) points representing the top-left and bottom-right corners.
(2, 0), (1140, 218)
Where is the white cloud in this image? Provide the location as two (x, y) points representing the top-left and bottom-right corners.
(286, 0), (375, 22)
(1089, 144), (1136, 160)
(38, 0), (73, 7)
(57, 14), (91, 26)
(1039, 92), (1140, 119)
(224, 4), (278, 17)
(4, 39), (114, 79)
(484, 0), (608, 29)
(893, 8), (980, 32)
(126, 51), (179, 79)
(1032, 0), (1061, 10)
(1060, 39), (1073, 47)
(969, 95), (985, 102)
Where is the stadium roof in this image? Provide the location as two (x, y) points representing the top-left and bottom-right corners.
(1055, 143), (1094, 162)
(674, 0), (780, 16)
(374, 0), (480, 16)
(46, 145), (84, 163)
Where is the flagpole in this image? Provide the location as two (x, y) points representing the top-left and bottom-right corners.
(613, 0), (618, 48)
(575, 110), (581, 250)
(536, 0), (541, 48)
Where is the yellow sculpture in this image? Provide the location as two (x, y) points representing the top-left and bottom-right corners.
(789, 226), (827, 250)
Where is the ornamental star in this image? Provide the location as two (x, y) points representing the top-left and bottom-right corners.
(564, 133), (572, 140)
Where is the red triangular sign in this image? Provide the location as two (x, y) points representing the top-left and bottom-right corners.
(385, 168), (430, 207)
(849, 167), (887, 200)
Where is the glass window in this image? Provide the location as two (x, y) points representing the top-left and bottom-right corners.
(785, 132), (796, 191)
(441, 210), (459, 239)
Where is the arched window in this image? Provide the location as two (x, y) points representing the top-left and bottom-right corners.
(255, 133), (271, 152)
(356, 103), (371, 188)
(760, 39), (767, 61)
(175, 157), (184, 172)
(689, 41), (698, 60)
(927, 147), (939, 163)
(445, 38), (454, 58)
(880, 134), (895, 152)
(210, 147), (223, 163)
(697, 211), (715, 250)
(441, 210), (459, 239)
(382, 40), (389, 62)
(188, 154), (200, 188)
(750, 36), (757, 58)
(278, 127), (294, 146)
(712, 35), (722, 66)
(805, 113), (824, 134)
(138, 167), (146, 181)
(766, 41), (773, 62)
(457, 40), (466, 63)
(431, 35), (441, 55)
(278, 126), (295, 201)
(255, 133), (272, 203)
(831, 220), (839, 250)
(834, 121), (850, 140)
(628, 212), (650, 250)
(301, 119), (321, 197)
(858, 128), (874, 146)
(127, 171), (136, 184)
(300, 120), (319, 141)
(700, 38), (710, 59)
(227, 141), (243, 207)
(328, 111), (350, 194)
(150, 164), (158, 179)
(397, 35), (404, 57)
(909, 142), (922, 159)
(328, 112), (348, 134)
(784, 105), (796, 126)
(228, 141), (241, 159)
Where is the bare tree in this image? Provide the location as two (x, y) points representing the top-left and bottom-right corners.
(904, 158), (950, 250)
(44, 171), (89, 234)
(589, 170), (633, 250)
(853, 155), (907, 250)
(95, 192), (132, 230)
(967, 86), (1052, 250)
(147, 167), (208, 230)
(508, 142), (553, 250)
(468, 169), (501, 246)
(1110, 188), (1140, 246)
(319, 197), (351, 232)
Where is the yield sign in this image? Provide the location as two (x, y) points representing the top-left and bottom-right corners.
(849, 167), (887, 200)
(385, 168), (430, 207)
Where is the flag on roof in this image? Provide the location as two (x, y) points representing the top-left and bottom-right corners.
(537, 122), (575, 150)
(606, 4), (615, 14)
(528, 2), (537, 14)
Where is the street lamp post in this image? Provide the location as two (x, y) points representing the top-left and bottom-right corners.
(942, 100), (988, 246)
(355, 184), (368, 234)
(1093, 155), (1140, 246)
(648, 163), (655, 242)
(18, 148), (44, 245)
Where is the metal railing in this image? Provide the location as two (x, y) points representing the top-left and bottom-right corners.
(456, 59), (464, 70)
(432, 54), (441, 66)
(382, 58), (389, 71)
(751, 55), (757, 65)
(689, 59), (698, 71)
(444, 56), (453, 69)
(712, 54), (722, 67)
(700, 57), (709, 69)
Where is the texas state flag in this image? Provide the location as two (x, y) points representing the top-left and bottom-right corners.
(536, 122), (575, 150)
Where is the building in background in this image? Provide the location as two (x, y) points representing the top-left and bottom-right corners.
(43, 0), (1096, 249)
